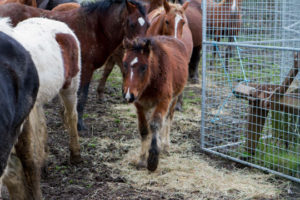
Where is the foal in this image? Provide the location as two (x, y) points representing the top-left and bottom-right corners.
(122, 36), (189, 171)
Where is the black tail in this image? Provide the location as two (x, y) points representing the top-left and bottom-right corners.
(147, 137), (160, 171)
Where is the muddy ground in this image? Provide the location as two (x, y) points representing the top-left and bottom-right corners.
(2, 68), (300, 200)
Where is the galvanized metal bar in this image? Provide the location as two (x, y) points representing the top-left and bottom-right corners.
(203, 41), (300, 52)
(201, 0), (207, 149)
(202, 148), (300, 183)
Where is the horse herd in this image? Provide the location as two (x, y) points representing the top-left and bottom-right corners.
(0, 0), (242, 199)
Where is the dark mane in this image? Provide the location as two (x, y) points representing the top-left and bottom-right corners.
(82, 0), (146, 16)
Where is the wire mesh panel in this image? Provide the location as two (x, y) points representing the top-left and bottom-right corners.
(201, 0), (300, 182)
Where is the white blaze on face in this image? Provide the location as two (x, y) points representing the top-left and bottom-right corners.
(231, 0), (236, 11)
(130, 57), (138, 66)
(130, 69), (134, 80)
(125, 88), (131, 101)
(174, 14), (183, 39)
(138, 17), (145, 26)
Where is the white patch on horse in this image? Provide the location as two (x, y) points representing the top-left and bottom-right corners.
(130, 57), (138, 66)
(138, 17), (145, 26)
(174, 14), (183, 39)
(125, 88), (131, 101)
(231, 0), (237, 11)
(130, 69), (134, 81)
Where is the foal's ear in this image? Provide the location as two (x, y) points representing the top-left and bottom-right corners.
(123, 38), (133, 49)
(163, 0), (170, 13)
(126, 0), (137, 13)
(142, 39), (152, 54)
(182, 1), (189, 10)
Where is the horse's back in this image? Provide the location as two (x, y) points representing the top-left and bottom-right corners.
(155, 36), (189, 93)
(14, 18), (80, 104)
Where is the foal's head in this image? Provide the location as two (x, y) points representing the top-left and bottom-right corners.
(122, 37), (152, 103)
(124, 0), (150, 39)
(161, 0), (188, 38)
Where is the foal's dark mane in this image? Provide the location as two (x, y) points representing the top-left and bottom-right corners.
(82, 0), (146, 16)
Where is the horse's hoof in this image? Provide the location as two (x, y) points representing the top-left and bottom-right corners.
(70, 153), (82, 164)
(147, 148), (159, 172)
(189, 77), (199, 84)
(136, 160), (147, 169)
(175, 103), (183, 112)
(77, 121), (87, 131)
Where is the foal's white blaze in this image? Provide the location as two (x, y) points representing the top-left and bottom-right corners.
(231, 0), (237, 11)
(174, 14), (183, 39)
(138, 17), (145, 26)
(125, 88), (131, 101)
(130, 69), (134, 81)
(130, 57), (138, 66)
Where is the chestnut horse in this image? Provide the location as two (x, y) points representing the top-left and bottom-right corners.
(0, 17), (81, 199)
(0, 29), (39, 199)
(97, 0), (192, 110)
(36, 0), (76, 10)
(0, 0), (36, 6)
(52, 2), (79, 11)
(122, 36), (189, 171)
(0, 0), (149, 130)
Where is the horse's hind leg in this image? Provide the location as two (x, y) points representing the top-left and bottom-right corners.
(188, 45), (201, 84)
(97, 57), (116, 101)
(60, 85), (82, 164)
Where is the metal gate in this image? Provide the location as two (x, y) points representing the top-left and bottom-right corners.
(201, 0), (300, 182)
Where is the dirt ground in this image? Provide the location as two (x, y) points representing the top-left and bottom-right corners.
(1, 68), (300, 200)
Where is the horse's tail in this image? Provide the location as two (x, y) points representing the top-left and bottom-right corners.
(147, 136), (160, 171)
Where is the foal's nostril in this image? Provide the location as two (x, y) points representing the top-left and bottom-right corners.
(129, 93), (135, 103)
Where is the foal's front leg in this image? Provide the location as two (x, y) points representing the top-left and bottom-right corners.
(148, 99), (170, 171)
(135, 103), (149, 169)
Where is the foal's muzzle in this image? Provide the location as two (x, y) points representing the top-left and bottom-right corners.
(123, 92), (135, 103)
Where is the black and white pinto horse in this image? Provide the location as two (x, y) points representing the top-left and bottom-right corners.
(0, 30), (39, 187)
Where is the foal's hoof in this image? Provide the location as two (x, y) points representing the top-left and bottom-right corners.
(147, 148), (159, 172)
(70, 153), (82, 164)
(77, 121), (87, 131)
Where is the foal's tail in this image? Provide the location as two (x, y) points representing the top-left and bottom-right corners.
(147, 136), (160, 171)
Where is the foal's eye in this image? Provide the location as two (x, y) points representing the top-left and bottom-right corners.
(123, 62), (128, 71)
(165, 20), (169, 25)
(140, 64), (147, 73)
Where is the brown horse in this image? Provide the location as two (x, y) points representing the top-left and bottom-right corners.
(97, 0), (192, 109)
(207, 0), (243, 67)
(0, 0), (149, 131)
(0, 0), (36, 6)
(122, 36), (189, 171)
(51, 2), (79, 11)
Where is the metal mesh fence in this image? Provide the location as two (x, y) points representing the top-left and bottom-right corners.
(201, 0), (300, 182)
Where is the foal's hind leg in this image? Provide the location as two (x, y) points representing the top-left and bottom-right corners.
(161, 98), (178, 154)
(60, 85), (82, 164)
